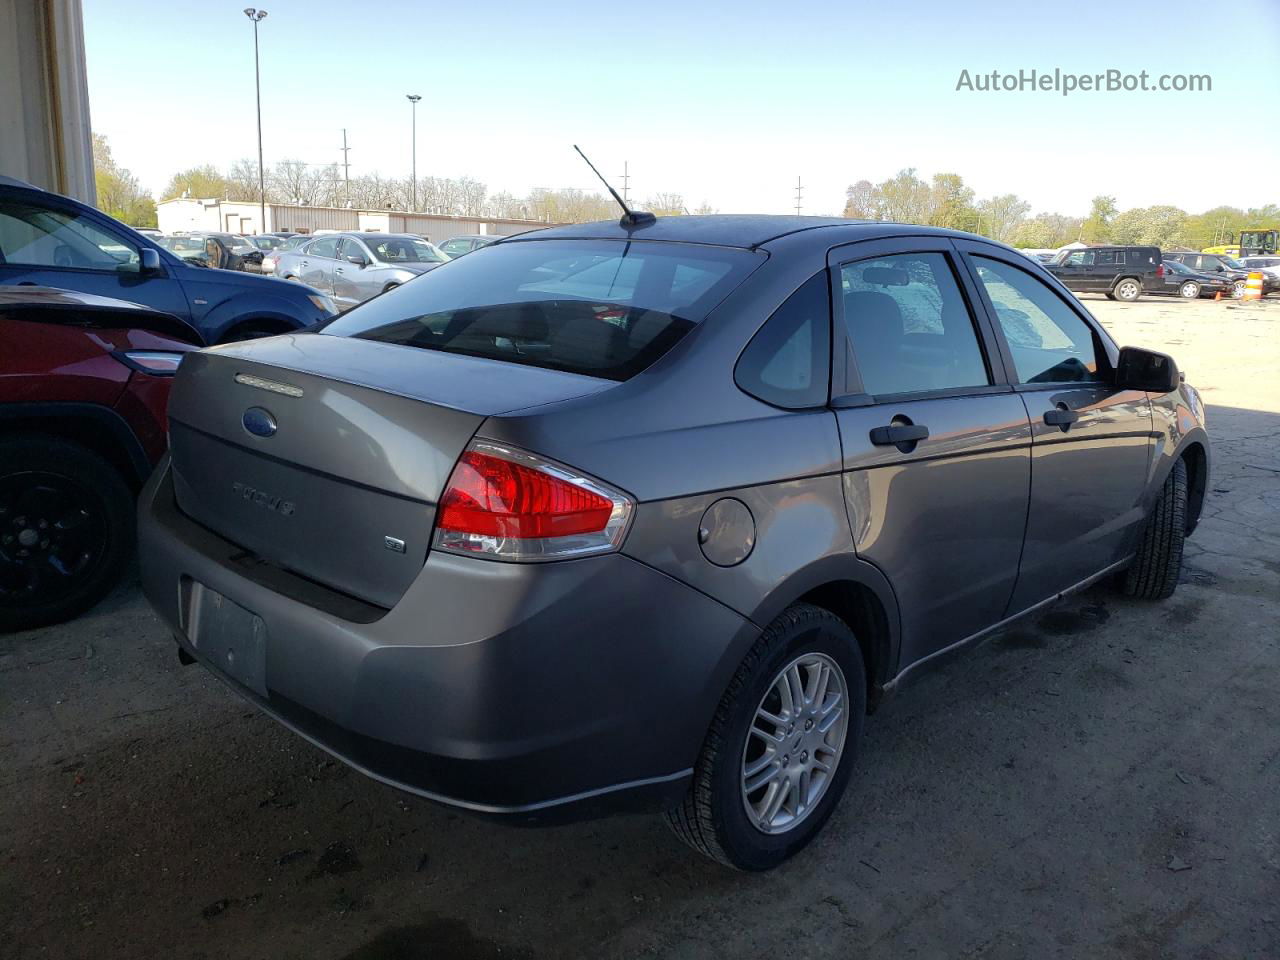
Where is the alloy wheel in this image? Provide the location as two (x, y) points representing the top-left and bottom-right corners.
(0, 472), (107, 609)
(740, 652), (849, 835)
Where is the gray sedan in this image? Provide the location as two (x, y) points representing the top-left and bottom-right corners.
(274, 232), (450, 308)
(139, 216), (1208, 871)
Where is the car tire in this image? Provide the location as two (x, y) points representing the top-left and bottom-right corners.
(1179, 281), (1201, 299)
(1121, 458), (1187, 601)
(1113, 278), (1142, 301)
(0, 437), (135, 633)
(1232, 279), (1246, 298)
(666, 602), (866, 871)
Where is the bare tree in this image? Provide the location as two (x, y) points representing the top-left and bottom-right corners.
(843, 180), (877, 219)
(646, 193), (685, 216)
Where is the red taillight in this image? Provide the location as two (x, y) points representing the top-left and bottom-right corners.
(433, 442), (634, 561)
(1157, 264), (1166, 277)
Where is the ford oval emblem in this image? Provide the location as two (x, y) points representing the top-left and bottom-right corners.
(242, 406), (277, 438)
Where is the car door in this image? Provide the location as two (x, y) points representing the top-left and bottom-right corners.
(0, 191), (190, 319)
(1052, 250), (1091, 292)
(956, 241), (1153, 614)
(332, 237), (372, 308)
(298, 236), (338, 293)
(829, 238), (1032, 672)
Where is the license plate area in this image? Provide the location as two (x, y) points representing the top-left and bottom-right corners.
(186, 581), (268, 697)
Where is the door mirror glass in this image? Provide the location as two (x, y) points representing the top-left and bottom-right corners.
(1115, 346), (1179, 393)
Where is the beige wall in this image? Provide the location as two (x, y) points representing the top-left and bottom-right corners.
(0, 0), (94, 202)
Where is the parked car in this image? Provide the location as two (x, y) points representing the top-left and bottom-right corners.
(134, 227), (162, 238)
(273, 232), (450, 309)
(1162, 252), (1254, 298)
(1045, 245), (1162, 301)
(438, 235), (500, 258)
(0, 177), (337, 343)
(259, 234), (313, 276)
(1238, 255), (1280, 293)
(248, 235), (289, 253)
(139, 216), (1209, 870)
(0, 287), (201, 631)
(1156, 258), (1234, 299)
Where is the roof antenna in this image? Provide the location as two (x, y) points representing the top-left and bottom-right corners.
(573, 145), (656, 228)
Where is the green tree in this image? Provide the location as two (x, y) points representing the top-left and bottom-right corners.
(1080, 195), (1117, 243)
(92, 134), (157, 227)
(161, 164), (231, 201)
(1010, 212), (1082, 249)
(927, 173), (976, 230)
(875, 168), (931, 224)
(1109, 205), (1188, 248)
(976, 194), (1031, 242)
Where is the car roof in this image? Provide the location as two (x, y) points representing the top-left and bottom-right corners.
(509, 214), (986, 250)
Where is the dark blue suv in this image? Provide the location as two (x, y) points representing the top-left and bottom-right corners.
(0, 178), (337, 344)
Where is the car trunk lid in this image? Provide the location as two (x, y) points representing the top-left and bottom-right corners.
(166, 333), (612, 607)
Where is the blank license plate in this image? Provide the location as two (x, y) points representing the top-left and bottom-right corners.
(188, 582), (268, 697)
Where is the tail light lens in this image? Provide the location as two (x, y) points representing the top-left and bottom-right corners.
(433, 441), (634, 561)
(111, 350), (187, 376)
(1157, 264), (1166, 277)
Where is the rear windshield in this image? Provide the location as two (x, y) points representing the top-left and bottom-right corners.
(320, 238), (763, 380)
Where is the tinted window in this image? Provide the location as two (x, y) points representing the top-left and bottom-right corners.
(308, 237), (340, 258)
(972, 256), (1105, 384)
(321, 239), (762, 381)
(840, 252), (989, 396)
(339, 238), (368, 261)
(735, 272), (830, 408)
(1094, 250), (1117, 265)
(440, 239), (469, 256)
(0, 199), (140, 270)
(1063, 251), (1093, 266)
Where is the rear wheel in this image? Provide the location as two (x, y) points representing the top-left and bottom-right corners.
(1113, 278), (1142, 301)
(1122, 458), (1187, 601)
(1179, 281), (1201, 299)
(666, 603), (865, 870)
(0, 437), (135, 632)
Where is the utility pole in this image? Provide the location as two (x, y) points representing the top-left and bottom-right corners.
(243, 8), (268, 232)
(406, 95), (421, 211)
(794, 176), (803, 215)
(340, 129), (351, 205)
(619, 161), (630, 206)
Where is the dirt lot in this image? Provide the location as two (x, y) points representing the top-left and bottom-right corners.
(2, 295), (1278, 960)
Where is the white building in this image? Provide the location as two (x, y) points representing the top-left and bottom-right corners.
(156, 198), (557, 242)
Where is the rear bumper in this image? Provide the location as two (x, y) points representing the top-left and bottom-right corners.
(139, 459), (753, 821)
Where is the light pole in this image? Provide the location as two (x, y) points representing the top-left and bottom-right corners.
(406, 94), (421, 211)
(243, 8), (268, 232)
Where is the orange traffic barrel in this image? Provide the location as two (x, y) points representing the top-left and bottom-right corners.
(1243, 271), (1264, 301)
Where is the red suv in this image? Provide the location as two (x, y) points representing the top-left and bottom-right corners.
(0, 287), (199, 631)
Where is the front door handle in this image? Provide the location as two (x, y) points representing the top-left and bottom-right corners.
(1044, 405), (1080, 430)
(870, 423), (929, 446)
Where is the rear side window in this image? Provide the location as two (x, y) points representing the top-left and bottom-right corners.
(321, 238), (762, 381)
(1095, 251), (1117, 265)
(735, 272), (830, 408)
(840, 252), (989, 396)
(309, 237), (340, 258)
(971, 255), (1105, 384)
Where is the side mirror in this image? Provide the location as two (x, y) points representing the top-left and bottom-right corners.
(346, 254), (367, 267)
(139, 247), (162, 275)
(1116, 346), (1179, 393)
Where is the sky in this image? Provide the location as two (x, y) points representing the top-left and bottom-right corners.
(83, 0), (1280, 217)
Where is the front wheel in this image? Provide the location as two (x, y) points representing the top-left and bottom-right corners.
(1232, 279), (1246, 298)
(1122, 458), (1187, 601)
(666, 603), (866, 870)
(1113, 278), (1142, 301)
(1179, 281), (1201, 299)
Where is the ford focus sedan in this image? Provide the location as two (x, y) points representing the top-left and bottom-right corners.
(139, 216), (1209, 870)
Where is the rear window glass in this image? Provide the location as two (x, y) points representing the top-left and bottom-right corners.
(321, 238), (763, 381)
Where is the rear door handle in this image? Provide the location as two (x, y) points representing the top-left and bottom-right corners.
(870, 423), (929, 446)
(1043, 406), (1080, 428)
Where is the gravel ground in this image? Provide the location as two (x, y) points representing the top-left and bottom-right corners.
(2, 294), (1278, 960)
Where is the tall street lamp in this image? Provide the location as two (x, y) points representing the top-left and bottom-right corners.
(406, 94), (421, 211)
(244, 8), (268, 232)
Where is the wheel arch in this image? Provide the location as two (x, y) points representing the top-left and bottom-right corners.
(0, 404), (150, 488)
(747, 555), (902, 710)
